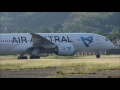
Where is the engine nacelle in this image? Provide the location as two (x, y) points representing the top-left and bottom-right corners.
(56, 43), (75, 56)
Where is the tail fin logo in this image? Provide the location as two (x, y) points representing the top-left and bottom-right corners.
(81, 36), (93, 47)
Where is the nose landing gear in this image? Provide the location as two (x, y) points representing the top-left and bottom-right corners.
(96, 52), (100, 58)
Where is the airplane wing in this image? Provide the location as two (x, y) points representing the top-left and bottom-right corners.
(30, 33), (55, 46)
(30, 33), (56, 48)
(24, 33), (57, 55)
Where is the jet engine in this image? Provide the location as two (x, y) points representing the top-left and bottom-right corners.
(56, 43), (75, 56)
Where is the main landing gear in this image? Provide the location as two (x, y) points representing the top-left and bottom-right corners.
(18, 55), (28, 59)
(96, 52), (100, 58)
(18, 55), (40, 59)
(30, 56), (40, 59)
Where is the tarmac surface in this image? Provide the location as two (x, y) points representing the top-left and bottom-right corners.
(0, 68), (120, 78)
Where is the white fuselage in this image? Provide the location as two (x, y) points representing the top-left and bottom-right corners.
(0, 33), (114, 55)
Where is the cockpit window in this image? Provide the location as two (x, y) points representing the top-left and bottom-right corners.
(105, 38), (108, 41)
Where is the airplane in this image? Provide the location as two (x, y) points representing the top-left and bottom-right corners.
(0, 33), (114, 59)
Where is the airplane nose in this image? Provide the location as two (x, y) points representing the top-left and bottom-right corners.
(109, 42), (115, 49)
(112, 44), (115, 49)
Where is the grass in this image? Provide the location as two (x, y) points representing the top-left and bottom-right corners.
(0, 55), (18, 60)
(0, 55), (120, 75)
(56, 62), (120, 75)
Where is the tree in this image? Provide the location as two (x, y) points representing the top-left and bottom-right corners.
(51, 24), (63, 33)
(38, 27), (50, 33)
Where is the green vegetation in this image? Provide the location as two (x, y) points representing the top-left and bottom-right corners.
(0, 55), (120, 74)
(56, 63), (120, 75)
(0, 55), (120, 78)
(0, 12), (120, 43)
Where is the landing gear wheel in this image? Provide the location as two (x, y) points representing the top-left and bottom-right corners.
(96, 52), (100, 58)
(30, 56), (40, 59)
(96, 54), (100, 58)
(18, 56), (28, 59)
